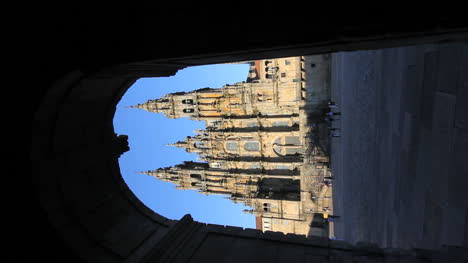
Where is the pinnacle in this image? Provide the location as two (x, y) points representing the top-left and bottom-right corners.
(126, 103), (145, 109)
(166, 141), (188, 148)
(134, 170), (152, 176)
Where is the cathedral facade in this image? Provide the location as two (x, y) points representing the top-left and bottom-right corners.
(133, 56), (330, 237)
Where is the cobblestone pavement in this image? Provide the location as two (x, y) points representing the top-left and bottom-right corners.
(330, 43), (468, 250)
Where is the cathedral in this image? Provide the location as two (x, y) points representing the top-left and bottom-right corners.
(132, 56), (332, 237)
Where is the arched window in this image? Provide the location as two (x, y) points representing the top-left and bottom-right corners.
(225, 142), (238, 151)
(273, 136), (304, 156)
(285, 147), (303, 155)
(183, 108), (194, 113)
(182, 99), (194, 104)
(210, 162), (222, 168)
(285, 136), (300, 145)
(244, 141), (260, 151)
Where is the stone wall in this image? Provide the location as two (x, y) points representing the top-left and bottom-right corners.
(303, 54), (332, 111)
(144, 215), (468, 263)
(31, 71), (177, 263)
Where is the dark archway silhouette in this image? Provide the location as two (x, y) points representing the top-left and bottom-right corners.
(11, 8), (468, 263)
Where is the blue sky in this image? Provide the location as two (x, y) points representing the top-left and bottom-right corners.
(113, 63), (255, 228)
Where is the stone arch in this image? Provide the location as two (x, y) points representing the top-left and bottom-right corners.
(24, 11), (468, 262)
(31, 70), (179, 263)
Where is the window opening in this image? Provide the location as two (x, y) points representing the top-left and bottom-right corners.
(244, 141), (260, 151)
(272, 121), (289, 127)
(225, 142), (239, 151)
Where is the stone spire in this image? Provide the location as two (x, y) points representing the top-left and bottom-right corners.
(166, 140), (188, 149)
(166, 134), (210, 154)
(137, 168), (177, 183)
(129, 100), (154, 111)
(129, 90), (203, 119)
(129, 96), (172, 115)
(138, 161), (211, 192)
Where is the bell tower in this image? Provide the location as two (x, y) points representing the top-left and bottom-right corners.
(130, 85), (248, 121)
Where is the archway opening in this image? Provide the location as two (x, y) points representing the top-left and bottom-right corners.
(113, 63), (256, 228)
(112, 55), (334, 237)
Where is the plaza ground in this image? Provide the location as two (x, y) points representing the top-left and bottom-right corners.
(330, 43), (468, 249)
